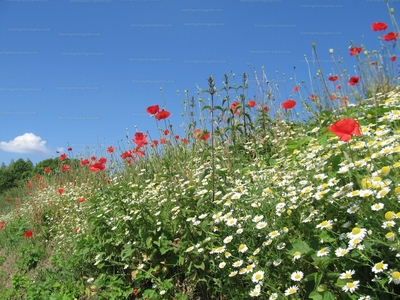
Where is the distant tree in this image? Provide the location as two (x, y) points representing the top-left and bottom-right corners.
(32, 158), (63, 175)
(10, 158), (34, 181)
(0, 162), (6, 170)
(0, 168), (17, 194)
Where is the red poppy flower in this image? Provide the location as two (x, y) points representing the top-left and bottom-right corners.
(91, 156), (97, 161)
(34, 174), (40, 179)
(263, 106), (270, 112)
(160, 138), (167, 145)
(382, 32), (399, 41)
(181, 138), (190, 144)
(230, 101), (240, 111)
(194, 129), (210, 140)
(99, 157), (107, 164)
(163, 129), (169, 135)
(61, 164), (70, 172)
(282, 100), (296, 109)
(247, 100), (256, 108)
(58, 189), (64, 195)
(328, 75), (338, 82)
(327, 118), (362, 142)
(120, 150), (133, 159)
(310, 94), (318, 101)
(73, 228), (79, 233)
(80, 159), (89, 166)
(133, 132), (149, 148)
(155, 109), (171, 120)
(349, 76), (359, 85)
(146, 105), (159, 115)
(175, 135), (179, 140)
(89, 162), (106, 172)
(27, 181), (33, 188)
(390, 55), (397, 62)
(67, 147), (72, 151)
(293, 86), (299, 92)
(60, 153), (67, 160)
(78, 197), (85, 203)
(336, 84), (341, 90)
(371, 22), (388, 31)
(24, 230), (33, 238)
(330, 94), (337, 100)
(107, 146), (114, 153)
(152, 140), (159, 146)
(349, 47), (362, 56)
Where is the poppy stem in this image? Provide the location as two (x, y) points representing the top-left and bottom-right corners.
(208, 76), (216, 204)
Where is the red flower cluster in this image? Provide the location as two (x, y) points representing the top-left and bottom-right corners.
(0, 220), (5, 230)
(230, 101), (240, 111)
(133, 132), (149, 148)
(382, 32), (399, 41)
(146, 105), (171, 120)
(194, 129), (210, 141)
(89, 162), (106, 172)
(349, 76), (359, 86)
(349, 47), (362, 56)
(61, 164), (70, 172)
(107, 146), (115, 153)
(327, 118), (362, 142)
(80, 159), (89, 166)
(247, 100), (256, 108)
(282, 100), (296, 109)
(371, 22), (388, 31)
(24, 230), (33, 238)
(328, 75), (338, 82)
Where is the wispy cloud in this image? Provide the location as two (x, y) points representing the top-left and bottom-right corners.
(0, 133), (50, 155)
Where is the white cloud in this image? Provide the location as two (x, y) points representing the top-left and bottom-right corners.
(0, 133), (50, 155)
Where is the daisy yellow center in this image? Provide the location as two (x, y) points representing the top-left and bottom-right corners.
(321, 221), (329, 227)
(385, 211), (395, 220)
(381, 166), (390, 175)
(392, 271), (400, 280)
(255, 274), (262, 280)
(347, 282), (355, 288)
(376, 262), (384, 270)
(352, 227), (361, 235)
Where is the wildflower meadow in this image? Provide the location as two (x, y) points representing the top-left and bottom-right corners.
(1, 3), (400, 300)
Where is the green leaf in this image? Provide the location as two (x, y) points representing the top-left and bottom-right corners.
(194, 262), (205, 270)
(290, 240), (312, 255)
(309, 291), (323, 300)
(286, 140), (299, 152)
(201, 105), (212, 111)
(319, 230), (336, 243)
(146, 237), (153, 249)
(323, 291), (335, 300)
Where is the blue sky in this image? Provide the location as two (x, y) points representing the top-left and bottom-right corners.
(0, 0), (397, 165)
